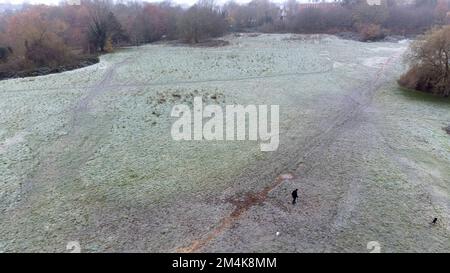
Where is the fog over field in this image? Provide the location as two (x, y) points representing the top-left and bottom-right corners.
(0, 34), (449, 252)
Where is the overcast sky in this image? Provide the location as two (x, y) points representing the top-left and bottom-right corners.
(0, 0), (279, 5)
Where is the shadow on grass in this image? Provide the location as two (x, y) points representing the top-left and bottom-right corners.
(396, 86), (450, 108)
(395, 87), (450, 135)
(112, 47), (136, 53)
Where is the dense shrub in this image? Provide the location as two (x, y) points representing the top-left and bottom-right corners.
(0, 46), (13, 63)
(398, 66), (435, 92)
(399, 26), (450, 97)
(358, 23), (386, 41)
(25, 39), (73, 68)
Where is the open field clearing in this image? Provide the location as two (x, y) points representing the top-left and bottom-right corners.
(0, 34), (449, 252)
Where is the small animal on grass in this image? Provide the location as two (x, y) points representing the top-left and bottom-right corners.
(444, 126), (450, 135)
(431, 218), (438, 225)
(292, 189), (298, 205)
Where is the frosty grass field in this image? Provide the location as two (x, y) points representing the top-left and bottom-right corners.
(0, 34), (449, 252)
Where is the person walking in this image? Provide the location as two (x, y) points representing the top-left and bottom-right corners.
(292, 189), (298, 205)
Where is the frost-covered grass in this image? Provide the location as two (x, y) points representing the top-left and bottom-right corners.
(112, 47), (330, 86)
(0, 34), (448, 252)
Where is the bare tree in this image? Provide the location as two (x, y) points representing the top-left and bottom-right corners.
(87, 0), (125, 52)
(177, 1), (226, 43)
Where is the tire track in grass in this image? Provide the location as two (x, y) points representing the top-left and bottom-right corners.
(17, 55), (136, 201)
(2, 54), (139, 252)
(1, 66), (333, 94)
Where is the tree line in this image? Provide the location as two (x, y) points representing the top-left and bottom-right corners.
(0, 0), (448, 76)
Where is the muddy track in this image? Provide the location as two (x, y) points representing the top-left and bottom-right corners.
(177, 174), (296, 253)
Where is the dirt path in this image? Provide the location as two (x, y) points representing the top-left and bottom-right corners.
(17, 55), (136, 202)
